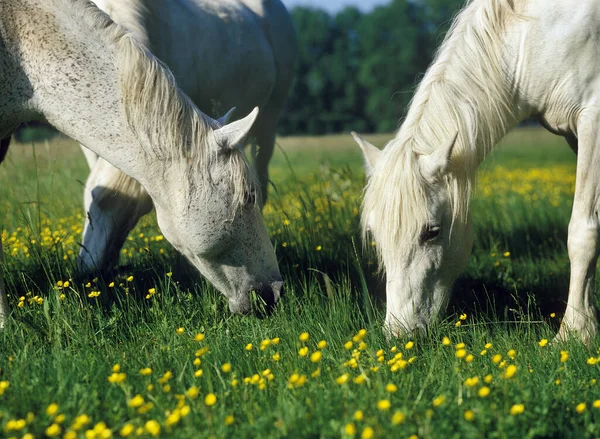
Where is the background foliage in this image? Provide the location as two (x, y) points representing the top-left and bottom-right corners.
(279, 0), (464, 135)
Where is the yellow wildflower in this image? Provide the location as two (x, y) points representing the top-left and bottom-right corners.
(45, 423), (61, 437)
(377, 399), (391, 411)
(385, 383), (398, 393)
(361, 426), (374, 439)
(120, 424), (134, 437)
(504, 364), (517, 379)
(204, 393), (217, 406)
(510, 404), (525, 416)
(345, 423), (356, 436)
(464, 410), (475, 421)
(144, 420), (160, 436)
(299, 332), (309, 342)
(478, 386), (490, 398)
(46, 403), (59, 416)
(391, 411), (405, 425)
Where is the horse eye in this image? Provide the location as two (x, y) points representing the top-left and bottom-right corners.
(421, 225), (441, 243)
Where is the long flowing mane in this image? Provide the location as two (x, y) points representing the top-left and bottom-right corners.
(65, 0), (253, 208)
(363, 0), (519, 259)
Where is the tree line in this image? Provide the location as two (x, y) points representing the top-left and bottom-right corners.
(278, 0), (465, 135)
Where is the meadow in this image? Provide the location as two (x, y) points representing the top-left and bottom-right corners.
(0, 128), (599, 439)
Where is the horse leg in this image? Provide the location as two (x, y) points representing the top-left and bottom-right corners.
(0, 138), (9, 327)
(556, 116), (600, 343)
(78, 156), (153, 273)
(251, 112), (278, 207)
(0, 239), (7, 328)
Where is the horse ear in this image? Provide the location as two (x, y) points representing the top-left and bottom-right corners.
(351, 131), (381, 177)
(419, 132), (459, 179)
(214, 107), (259, 149)
(216, 107), (236, 126)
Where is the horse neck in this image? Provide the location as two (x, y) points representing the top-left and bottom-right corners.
(7, 0), (157, 187)
(395, 0), (523, 172)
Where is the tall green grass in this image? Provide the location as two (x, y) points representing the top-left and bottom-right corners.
(1, 129), (599, 439)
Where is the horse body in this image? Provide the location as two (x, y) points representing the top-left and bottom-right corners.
(0, 0), (283, 326)
(78, 0), (297, 272)
(355, 0), (600, 342)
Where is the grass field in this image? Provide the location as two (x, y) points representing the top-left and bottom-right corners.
(1, 128), (600, 438)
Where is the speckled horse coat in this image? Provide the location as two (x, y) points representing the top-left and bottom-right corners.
(77, 0), (298, 273)
(0, 0), (283, 327)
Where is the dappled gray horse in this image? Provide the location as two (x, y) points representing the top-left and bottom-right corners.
(79, 0), (297, 273)
(0, 0), (283, 327)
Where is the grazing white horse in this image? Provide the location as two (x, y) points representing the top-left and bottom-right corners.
(78, 0), (297, 273)
(353, 0), (600, 343)
(0, 0), (283, 327)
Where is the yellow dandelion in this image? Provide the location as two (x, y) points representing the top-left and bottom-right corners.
(204, 393), (217, 406)
(478, 386), (490, 398)
(504, 364), (517, 379)
(45, 423), (61, 437)
(442, 337), (451, 346)
(144, 420), (160, 437)
(120, 424), (134, 437)
(464, 410), (475, 421)
(194, 333), (205, 342)
(377, 399), (391, 411)
(221, 363), (232, 373)
(336, 373), (350, 385)
(391, 411), (405, 425)
(354, 410), (364, 421)
(433, 395), (445, 407)
(46, 403), (59, 416)
(128, 394), (144, 408)
(405, 341), (414, 350)
(225, 415), (235, 426)
(318, 340), (327, 349)
(385, 383), (398, 393)
(186, 386), (200, 399)
(361, 426), (374, 439)
(298, 347), (309, 357)
(246, 343), (253, 351)
(560, 351), (569, 362)
(176, 327), (185, 334)
(310, 351), (322, 363)
(509, 404), (525, 416)
(299, 332), (309, 342)
(538, 339), (548, 347)
(345, 423), (356, 436)
(576, 403), (586, 414)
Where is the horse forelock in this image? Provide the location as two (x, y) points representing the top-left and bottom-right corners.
(362, 0), (519, 264)
(67, 0), (252, 210)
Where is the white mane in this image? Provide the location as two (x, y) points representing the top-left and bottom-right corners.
(68, 0), (253, 208)
(363, 0), (519, 260)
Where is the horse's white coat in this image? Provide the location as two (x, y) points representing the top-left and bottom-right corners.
(78, 0), (297, 273)
(0, 0), (283, 326)
(356, 0), (600, 342)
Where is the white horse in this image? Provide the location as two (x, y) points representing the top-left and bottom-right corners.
(0, 0), (283, 327)
(353, 0), (600, 343)
(78, 0), (297, 273)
